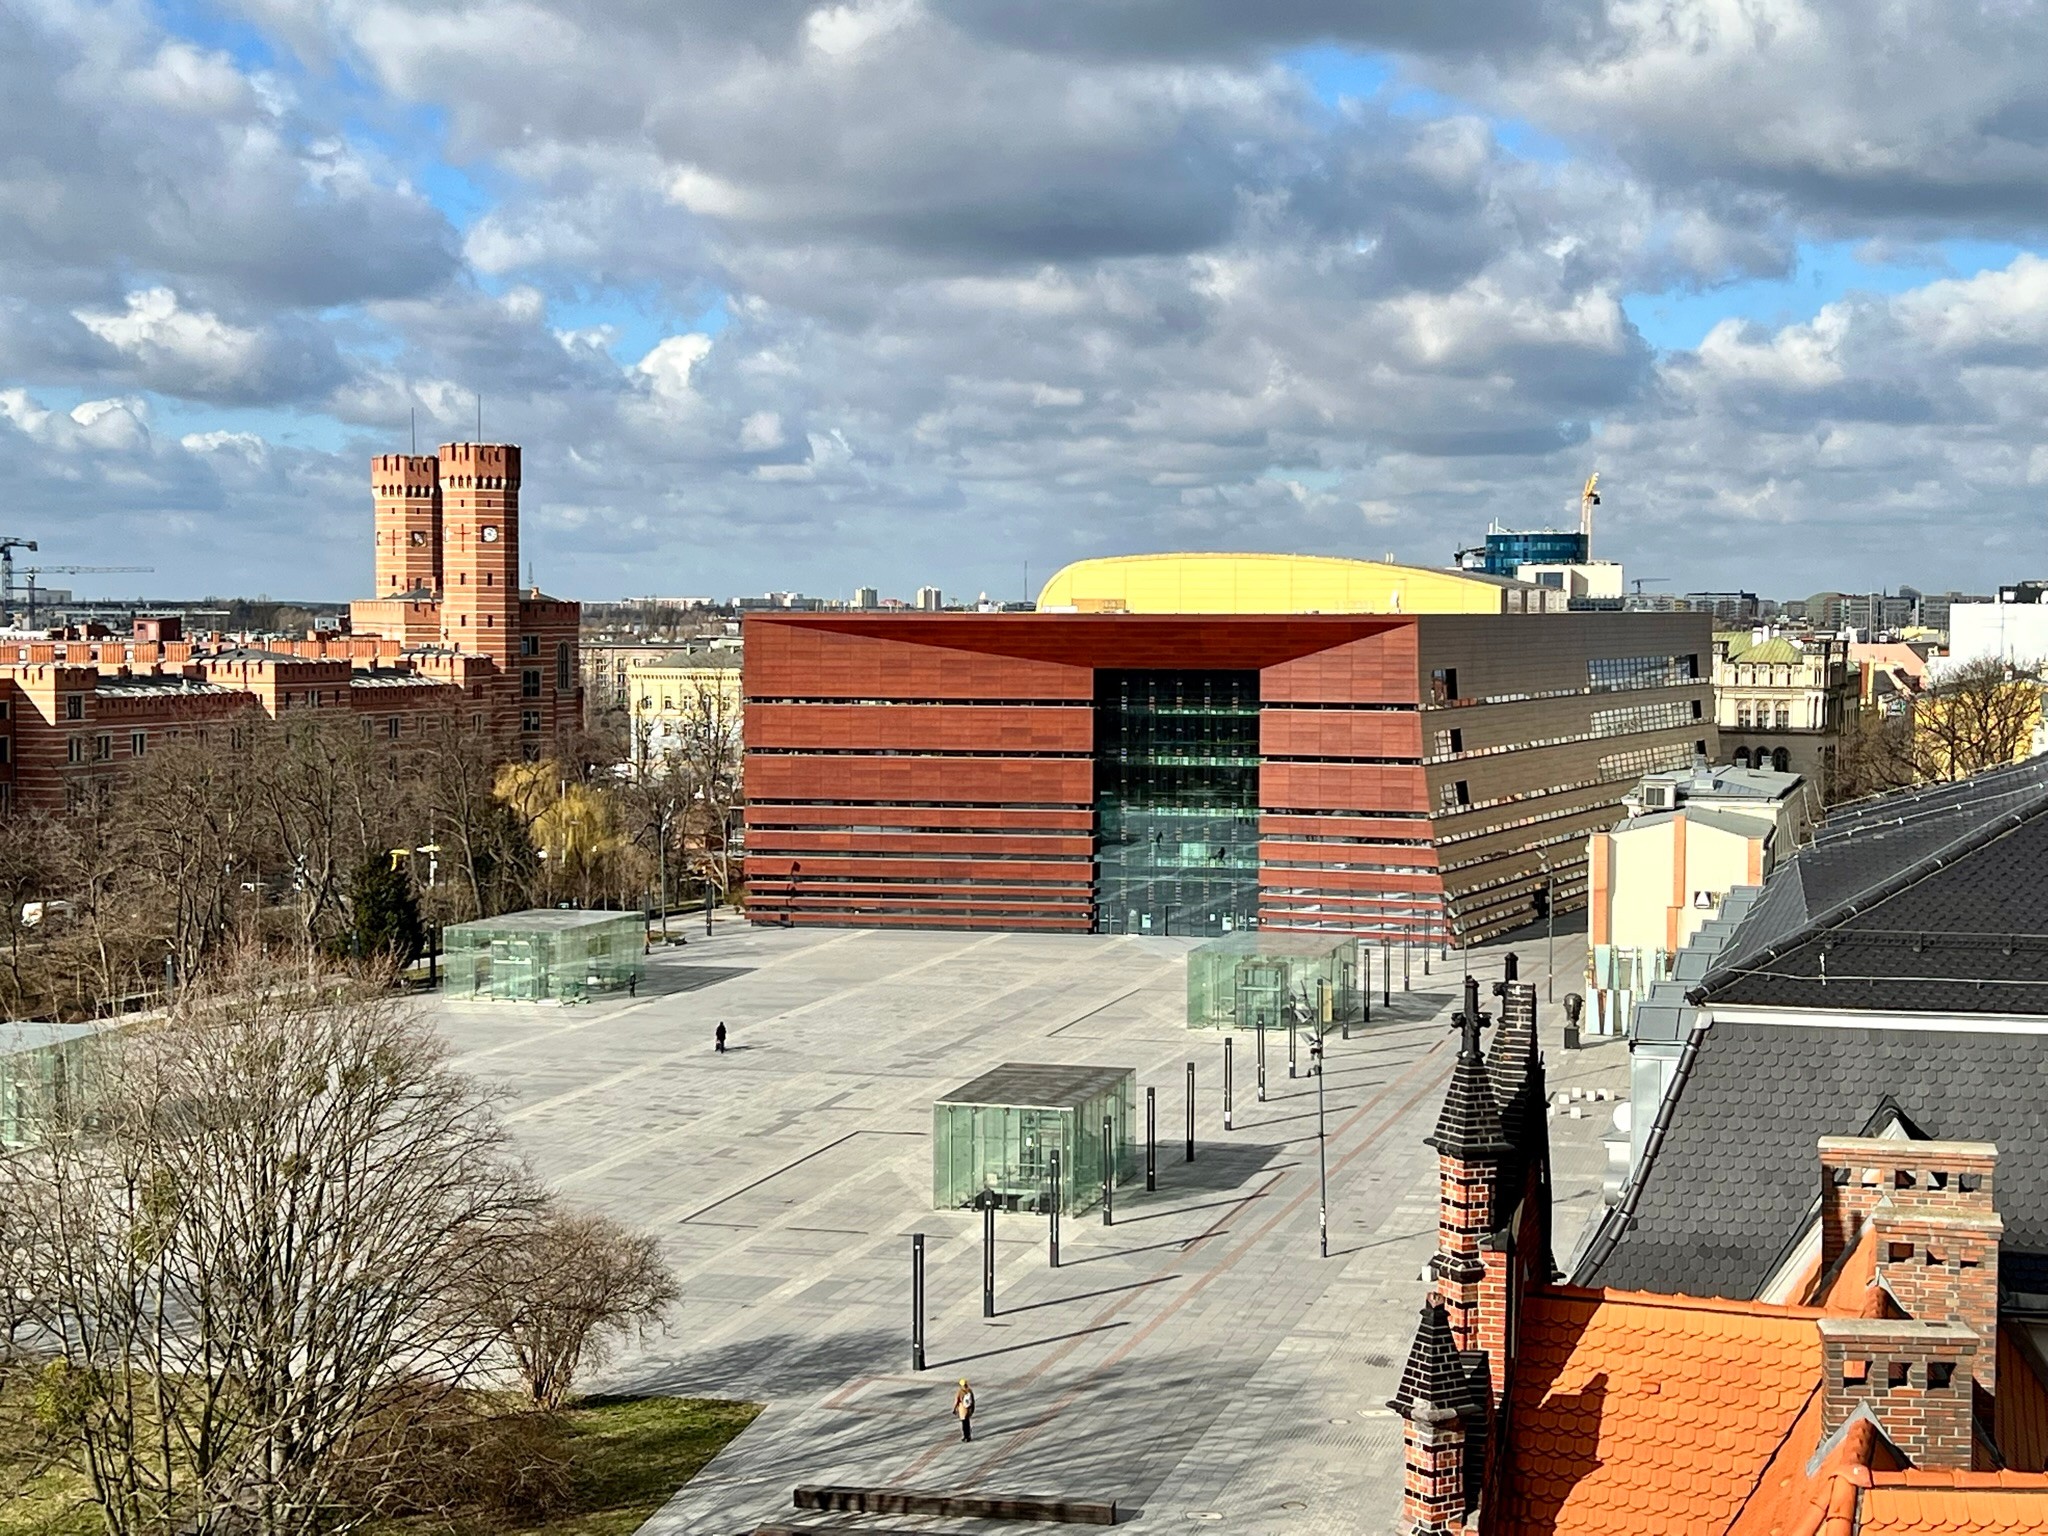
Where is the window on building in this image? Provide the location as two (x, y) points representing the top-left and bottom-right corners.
(0, 701), (10, 719)
(521, 709), (542, 733)
(1691, 699), (1703, 719)
(1589, 655), (1697, 692)
(521, 669), (541, 699)
(556, 640), (570, 691)
(1732, 747), (1752, 767)
(1737, 704), (1753, 728)
(1772, 747), (1791, 772)
(1775, 704), (1791, 729)
(63, 695), (83, 721)
(94, 734), (112, 761)
(521, 635), (539, 656)
(1429, 668), (1458, 703)
(0, 739), (9, 764)
(386, 717), (401, 740)
(131, 733), (146, 757)
(1449, 728), (1463, 754)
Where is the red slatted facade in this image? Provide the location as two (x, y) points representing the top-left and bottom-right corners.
(743, 613), (1443, 935)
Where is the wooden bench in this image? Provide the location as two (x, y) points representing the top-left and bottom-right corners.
(789, 1484), (1119, 1525)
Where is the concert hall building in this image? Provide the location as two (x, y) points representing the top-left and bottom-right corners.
(743, 553), (1714, 946)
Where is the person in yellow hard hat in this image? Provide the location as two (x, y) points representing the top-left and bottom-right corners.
(953, 1378), (975, 1441)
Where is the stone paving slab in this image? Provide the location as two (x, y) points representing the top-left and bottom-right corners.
(419, 919), (1614, 1536)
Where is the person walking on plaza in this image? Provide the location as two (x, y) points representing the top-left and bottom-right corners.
(953, 1379), (975, 1441)
(715, 1021), (727, 1054)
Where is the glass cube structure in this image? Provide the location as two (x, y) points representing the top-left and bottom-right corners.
(933, 1062), (1137, 1215)
(1186, 932), (1363, 1031)
(441, 908), (645, 1002)
(0, 1021), (97, 1150)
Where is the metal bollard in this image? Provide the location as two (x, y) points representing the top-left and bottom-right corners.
(1049, 1152), (1061, 1268)
(1145, 1088), (1156, 1191)
(911, 1233), (926, 1371)
(1224, 1037), (1234, 1130)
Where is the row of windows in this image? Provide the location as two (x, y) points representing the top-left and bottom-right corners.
(1588, 654), (1701, 692)
(1434, 739), (1709, 820)
(1736, 703), (1794, 729)
(1263, 859), (1437, 875)
(1425, 661), (1702, 710)
(1596, 743), (1696, 782)
(1734, 746), (1795, 772)
(1427, 698), (1702, 764)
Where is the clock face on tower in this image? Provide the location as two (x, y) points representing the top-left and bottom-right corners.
(480, 525), (500, 543)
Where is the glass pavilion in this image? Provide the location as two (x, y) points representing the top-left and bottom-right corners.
(441, 908), (645, 1002)
(1186, 932), (1363, 1031)
(933, 1062), (1137, 1215)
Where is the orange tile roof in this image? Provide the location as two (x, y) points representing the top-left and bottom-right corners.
(1857, 1471), (2048, 1533)
(1494, 1288), (1827, 1536)
(1806, 1224), (1890, 1316)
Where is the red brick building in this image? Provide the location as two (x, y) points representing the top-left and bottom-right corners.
(0, 441), (581, 814)
(742, 603), (1713, 944)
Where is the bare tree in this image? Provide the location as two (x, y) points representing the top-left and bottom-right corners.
(461, 1201), (679, 1411)
(1910, 656), (2046, 782)
(1831, 703), (1919, 802)
(1, 954), (539, 1536)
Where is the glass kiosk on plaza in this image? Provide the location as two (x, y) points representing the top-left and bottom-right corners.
(1186, 932), (1362, 1031)
(441, 908), (645, 1002)
(933, 1063), (1137, 1216)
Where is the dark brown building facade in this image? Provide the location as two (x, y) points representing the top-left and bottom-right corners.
(743, 610), (1714, 944)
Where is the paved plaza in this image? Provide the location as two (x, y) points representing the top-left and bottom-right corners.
(425, 919), (1621, 1536)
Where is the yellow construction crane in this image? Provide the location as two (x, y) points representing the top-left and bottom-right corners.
(1579, 472), (1601, 557)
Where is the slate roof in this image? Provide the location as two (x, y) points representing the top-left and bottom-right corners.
(1574, 1021), (2048, 1297)
(1695, 754), (2048, 1015)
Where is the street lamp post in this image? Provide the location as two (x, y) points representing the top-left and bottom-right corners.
(1311, 1033), (1327, 1258)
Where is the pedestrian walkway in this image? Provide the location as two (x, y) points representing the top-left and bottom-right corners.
(422, 921), (1616, 1535)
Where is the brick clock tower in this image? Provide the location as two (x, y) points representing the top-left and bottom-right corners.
(349, 438), (582, 754)
(372, 454), (442, 596)
(437, 442), (521, 669)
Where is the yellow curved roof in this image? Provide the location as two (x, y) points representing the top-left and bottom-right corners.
(1035, 552), (1506, 616)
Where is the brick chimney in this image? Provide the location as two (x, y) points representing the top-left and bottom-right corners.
(1818, 1137), (2001, 1392)
(1818, 1317), (1978, 1468)
(1390, 1298), (1482, 1536)
(1427, 978), (1509, 1356)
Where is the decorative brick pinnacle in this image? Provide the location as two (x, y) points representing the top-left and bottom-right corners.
(1390, 1298), (1480, 1421)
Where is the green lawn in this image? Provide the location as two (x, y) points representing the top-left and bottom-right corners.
(0, 1395), (761, 1536)
(543, 1396), (762, 1536)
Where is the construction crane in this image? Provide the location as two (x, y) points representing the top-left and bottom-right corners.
(1630, 577), (1668, 594)
(0, 538), (38, 612)
(21, 565), (154, 624)
(1579, 472), (1601, 558)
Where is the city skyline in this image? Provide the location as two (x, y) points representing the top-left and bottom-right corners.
(4, 5), (2047, 599)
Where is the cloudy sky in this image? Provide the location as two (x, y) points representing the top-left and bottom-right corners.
(4, 0), (2046, 603)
